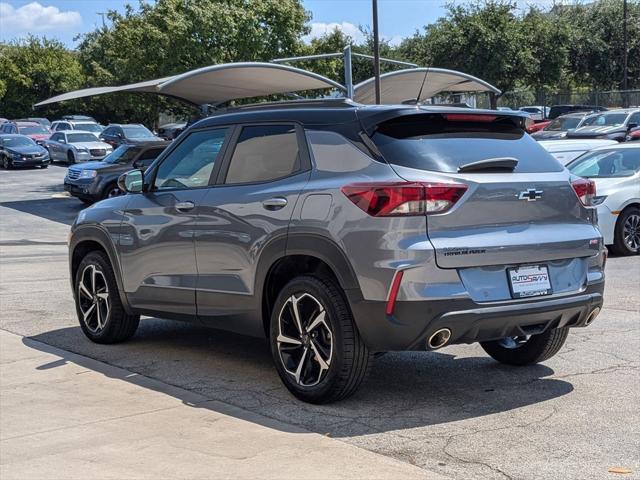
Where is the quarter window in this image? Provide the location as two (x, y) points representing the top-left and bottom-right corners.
(225, 125), (300, 184)
(154, 128), (228, 190)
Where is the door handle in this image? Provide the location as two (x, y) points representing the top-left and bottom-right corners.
(175, 201), (195, 212)
(262, 197), (288, 210)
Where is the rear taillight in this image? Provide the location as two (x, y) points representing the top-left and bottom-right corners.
(341, 182), (467, 216)
(571, 178), (596, 206)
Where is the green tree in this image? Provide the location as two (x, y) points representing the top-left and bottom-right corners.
(0, 37), (84, 119)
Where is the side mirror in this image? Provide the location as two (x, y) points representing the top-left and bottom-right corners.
(116, 132), (123, 138)
(117, 169), (143, 194)
(59, 139), (66, 144)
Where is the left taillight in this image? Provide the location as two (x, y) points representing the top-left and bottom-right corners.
(341, 182), (468, 216)
(571, 178), (596, 206)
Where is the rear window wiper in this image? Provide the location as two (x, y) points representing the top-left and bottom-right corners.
(458, 157), (518, 173)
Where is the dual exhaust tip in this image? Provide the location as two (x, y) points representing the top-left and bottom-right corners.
(428, 328), (451, 350)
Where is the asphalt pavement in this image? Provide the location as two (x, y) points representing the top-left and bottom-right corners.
(1, 165), (639, 480)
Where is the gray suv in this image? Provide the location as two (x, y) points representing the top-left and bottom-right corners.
(69, 101), (606, 403)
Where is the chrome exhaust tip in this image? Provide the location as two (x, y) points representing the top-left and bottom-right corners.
(585, 307), (601, 326)
(428, 328), (452, 349)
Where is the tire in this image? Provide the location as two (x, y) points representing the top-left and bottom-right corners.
(611, 206), (640, 256)
(480, 327), (569, 366)
(102, 182), (122, 200)
(40, 165), (48, 169)
(270, 275), (373, 404)
(74, 251), (139, 344)
(67, 150), (75, 164)
(2, 156), (11, 169)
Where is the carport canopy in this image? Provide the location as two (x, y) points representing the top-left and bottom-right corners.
(34, 62), (345, 108)
(353, 68), (501, 105)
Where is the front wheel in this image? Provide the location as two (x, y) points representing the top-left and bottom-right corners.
(74, 251), (139, 344)
(2, 156), (11, 169)
(67, 150), (75, 164)
(480, 327), (569, 366)
(611, 207), (640, 256)
(270, 275), (372, 404)
(102, 183), (123, 200)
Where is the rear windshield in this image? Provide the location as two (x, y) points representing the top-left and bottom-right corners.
(372, 114), (563, 173)
(123, 125), (154, 138)
(74, 123), (102, 133)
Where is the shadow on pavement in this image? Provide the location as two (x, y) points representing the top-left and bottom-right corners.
(0, 198), (83, 225)
(25, 319), (574, 438)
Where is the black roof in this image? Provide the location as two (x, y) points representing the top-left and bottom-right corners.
(195, 99), (530, 132)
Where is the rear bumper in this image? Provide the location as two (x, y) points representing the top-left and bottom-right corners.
(347, 281), (604, 352)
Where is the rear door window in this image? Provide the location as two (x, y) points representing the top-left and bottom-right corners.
(371, 113), (563, 173)
(224, 125), (300, 184)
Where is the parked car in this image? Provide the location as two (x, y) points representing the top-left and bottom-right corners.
(44, 131), (113, 164)
(68, 102), (606, 403)
(519, 105), (549, 121)
(62, 115), (97, 122)
(548, 105), (607, 120)
(532, 112), (593, 140)
(99, 124), (163, 147)
(51, 120), (104, 134)
(567, 109), (640, 142)
(527, 120), (550, 133)
(16, 117), (51, 128)
(157, 122), (187, 140)
(627, 126), (640, 142)
(538, 139), (618, 164)
(64, 141), (169, 203)
(0, 134), (50, 169)
(567, 144), (640, 255)
(0, 121), (50, 144)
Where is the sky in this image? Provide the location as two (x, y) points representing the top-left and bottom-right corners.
(0, 0), (450, 47)
(0, 0), (561, 48)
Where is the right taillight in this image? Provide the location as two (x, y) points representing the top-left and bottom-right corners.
(341, 182), (468, 216)
(571, 178), (596, 206)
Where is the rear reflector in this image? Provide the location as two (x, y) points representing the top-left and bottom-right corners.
(571, 178), (596, 206)
(442, 113), (497, 123)
(386, 270), (404, 316)
(341, 182), (468, 216)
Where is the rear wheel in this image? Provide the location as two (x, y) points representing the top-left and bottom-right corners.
(480, 327), (569, 366)
(270, 275), (372, 404)
(67, 150), (75, 164)
(611, 207), (640, 256)
(74, 251), (139, 344)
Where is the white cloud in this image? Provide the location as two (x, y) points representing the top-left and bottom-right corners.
(303, 21), (366, 44)
(0, 2), (81, 34)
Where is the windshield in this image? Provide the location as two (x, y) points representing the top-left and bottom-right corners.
(582, 113), (628, 127)
(67, 133), (99, 143)
(19, 125), (49, 135)
(546, 116), (582, 131)
(568, 149), (640, 178)
(2, 136), (35, 148)
(123, 125), (154, 139)
(520, 107), (541, 113)
(103, 145), (141, 164)
(372, 114), (562, 173)
(75, 123), (102, 133)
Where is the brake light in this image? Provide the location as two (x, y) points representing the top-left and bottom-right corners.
(442, 113), (497, 123)
(341, 182), (467, 216)
(571, 178), (596, 206)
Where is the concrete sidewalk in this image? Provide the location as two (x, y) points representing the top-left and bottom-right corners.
(0, 330), (445, 480)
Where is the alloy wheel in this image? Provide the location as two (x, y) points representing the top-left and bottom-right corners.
(106, 186), (122, 198)
(623, 214), (640, 252)
(276, 293), (333, 387)
(77, 264), (110, 333)
(498, 336), (531, 349)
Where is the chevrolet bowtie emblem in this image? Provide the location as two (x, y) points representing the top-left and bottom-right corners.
(518, 189), (543, 201)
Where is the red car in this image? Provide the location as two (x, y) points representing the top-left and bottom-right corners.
(627, 126), (640, 141)
(527, 120), (551, 133)
(0, 121), (51, 144)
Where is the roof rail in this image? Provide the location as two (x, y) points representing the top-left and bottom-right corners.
(209, 97), (360, 115)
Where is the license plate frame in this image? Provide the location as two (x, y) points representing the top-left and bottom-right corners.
(507, 265), (552, 299)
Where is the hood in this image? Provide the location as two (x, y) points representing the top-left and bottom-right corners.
(72, 141), (111, 150)
(532, 130), (568, 140)
(568, 125), (627, 137)
(6, 144), (47, 155)
(69, 160), (108, 170)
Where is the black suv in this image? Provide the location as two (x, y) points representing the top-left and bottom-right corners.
(99, 124), (163, 147)
(64, 142), (168, 203)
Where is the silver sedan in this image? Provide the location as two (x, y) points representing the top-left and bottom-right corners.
(44, 131), (113, 164)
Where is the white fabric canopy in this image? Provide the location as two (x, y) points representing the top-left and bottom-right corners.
(354, 68), (500, 105)
(35, 63), (344, 107)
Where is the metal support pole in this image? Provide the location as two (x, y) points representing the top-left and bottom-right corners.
(372, 0), (381, 104)
(622, 0), (629, 107)
(344, 45), (354, 99)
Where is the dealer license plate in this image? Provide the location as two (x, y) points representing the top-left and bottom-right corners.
(507, 265), (552, 299)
